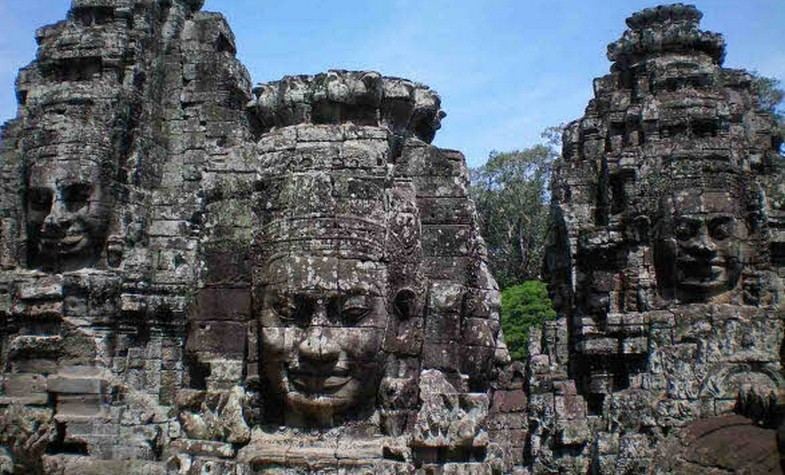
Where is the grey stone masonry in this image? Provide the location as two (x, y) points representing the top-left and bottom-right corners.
(539, 3), (785, 473)
(0, 1), (521, 473)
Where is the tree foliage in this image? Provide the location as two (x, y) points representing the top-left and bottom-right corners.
(475, 77), (783, 363)
(752, 74), (784, 118)
(500, 280), (556, 361)
(751, 74), (785, 152)
(470, 140), (556, 289)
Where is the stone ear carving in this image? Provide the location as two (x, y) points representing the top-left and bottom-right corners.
(106, 235), (123, 268)
(393, 288), (417, 320)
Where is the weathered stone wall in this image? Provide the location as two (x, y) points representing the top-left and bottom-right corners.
(538, 4), (785, 473)
(0, 2), (526, 473)
(0, 1), (255, 472)
(214, 72), (521, 473)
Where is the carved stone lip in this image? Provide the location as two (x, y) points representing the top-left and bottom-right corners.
(679, 278), (724, 288)
(287, 363), (352, 392)
(677, 256), (723, 267)
(289, 372), (351, 393)
(40, 233), (86, 251)
(677, 258), (726, 286)
(677, 273), (726, 286)
(59, 234), (86, 246)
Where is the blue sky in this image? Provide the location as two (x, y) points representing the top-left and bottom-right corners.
(1, 1), (783, 167)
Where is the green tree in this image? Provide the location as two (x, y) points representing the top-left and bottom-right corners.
(751, 73), (784, 151)
(751, 74), (784, 117)
(500, 280), (556, 361)
(470, 138), (557, 288)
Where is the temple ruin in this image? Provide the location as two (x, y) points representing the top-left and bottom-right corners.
(540, 4), (785, 472)
(0, 1), (782, 473)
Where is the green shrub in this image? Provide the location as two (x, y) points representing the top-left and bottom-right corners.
(500, 280), (556, 361)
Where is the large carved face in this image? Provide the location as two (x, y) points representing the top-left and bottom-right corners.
(26, 160), (113, 271)
(259, 255), (390, 423)
(656, 189), (747, 302)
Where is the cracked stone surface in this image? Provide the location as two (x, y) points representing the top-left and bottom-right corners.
(0, 1), (520, 473)
(539, 3), (785, 473)
(0, 1), (782, 474)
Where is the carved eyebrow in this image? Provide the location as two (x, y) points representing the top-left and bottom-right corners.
(60, 182), (91, 197)
(673, 214), (701, 221)
(338, 286), (383, 298)
(342, 294), (370, 305)
(28, 187), (54, 202)
(267, 283), (338, 295)
(673, 216), (701, 226)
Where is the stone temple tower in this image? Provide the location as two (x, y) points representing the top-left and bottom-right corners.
(0, 2), (524, 473)
(536, 3), (785, 473)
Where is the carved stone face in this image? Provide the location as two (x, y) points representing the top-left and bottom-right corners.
(656, 190), (746, 302)
(26, 160), (113, 271)
(258, 255), (390, 424)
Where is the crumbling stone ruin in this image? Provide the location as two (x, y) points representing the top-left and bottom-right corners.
(0, 1), (523, 473)
(0, 1), (782, 474)
(540, 4), (785, 473)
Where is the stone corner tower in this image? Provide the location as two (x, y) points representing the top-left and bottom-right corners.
(536, 3), (785, 473)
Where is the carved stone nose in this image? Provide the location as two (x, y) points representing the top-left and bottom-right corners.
(310, 300), (330, 326)
(43, 214), (70, 234)
(42, 202), (71, 230)
(690, 231), (718, 255)
(298, 326), (340, 363)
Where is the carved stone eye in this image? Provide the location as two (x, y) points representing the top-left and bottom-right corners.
(272, 294), (296, 320)
(28, 187), (53, 212)
(709, 217), (733, 240)
(271, 293), (311, 326)
(393, 288), (416, 320)
(340, 295), (370, 324)
(61, 183), (91, 212)
(674, 219), (699, 241)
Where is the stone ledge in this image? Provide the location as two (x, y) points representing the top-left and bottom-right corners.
(248, 70), (444, 143)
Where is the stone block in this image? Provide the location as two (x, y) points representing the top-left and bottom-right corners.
(424, 311), (461, 343)
(168, 439), (235, 459)
(0, 394), (49, 406)
(10, 358), (59, 375)
(422, 257), (472, 282)
(203, 248), (251, 284)
(529, 354), (550, 374)
(47, 376), (107, 394)
(418, 197), (474, 225)
(491, 389), (527, 413)
(554, 394), (586, 420)
(485, 412), (527, 431)
(185, 321), (247, 357)
(595, 432), (619, 455)
(207, 360), (244, 382)
(462, 318), (497, 347)
(17, 278), (63, 300)
(192, 287), (251, 321)
(55, 394), (105, 419)
(422, 225), (471, 257)
(552, 380), (577, 395)
(422, 341), (461, 372)
(460, 345), (495, 378)
(4, 373), (47, 396)
(558, 418), (590, 446)
(578, 337), (618, 354)
(149, 219), (190, 237)
(621, 336), (647, 354)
